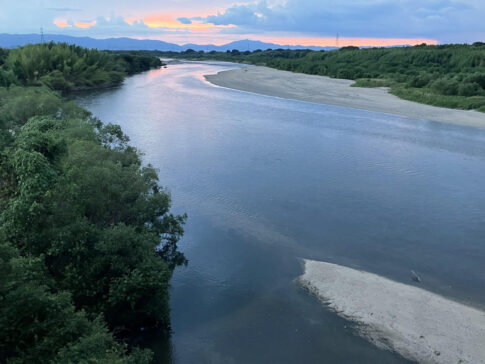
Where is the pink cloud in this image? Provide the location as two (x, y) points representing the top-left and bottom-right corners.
(74, 20), (97, 29)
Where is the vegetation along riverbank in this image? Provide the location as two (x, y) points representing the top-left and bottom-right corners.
(158, 43), (485, 113)
(0, 43), (186, 362)
(204, 66), (485, 127)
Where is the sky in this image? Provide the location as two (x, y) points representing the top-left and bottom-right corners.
(1, 1), (484, 46)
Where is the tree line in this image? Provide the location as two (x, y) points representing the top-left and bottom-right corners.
(0, 43), (184, 363)
(0, 42), (162, 92)
(158, 43), (485, 112)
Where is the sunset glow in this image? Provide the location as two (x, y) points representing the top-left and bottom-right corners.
(74, 21), (97, 29)
(256, 36), (439, 47)
(128, 14), (234, 32)
(49, 13), (440, 48)
(54, 19), (70, 28)
(7, 0), (481, 45)
(128, 33), (438, 47)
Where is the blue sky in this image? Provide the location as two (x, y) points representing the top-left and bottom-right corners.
(1, 1), (484, 45)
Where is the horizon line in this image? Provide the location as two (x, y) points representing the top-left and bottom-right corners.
(0, 33), (443, 48)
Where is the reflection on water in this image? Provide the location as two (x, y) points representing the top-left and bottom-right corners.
(79, 62), (485, 363)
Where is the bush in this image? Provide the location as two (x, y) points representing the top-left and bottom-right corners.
(0, 86), (62, 128)
(0, 68), (16, 87)
(464, 73), (485, 89)
(432, 78), (459, 95)
(409, 74), (433, 88)
(352, 78), (392, 87)
(458, 82), (485, 96)
(39, 69), (72, 91)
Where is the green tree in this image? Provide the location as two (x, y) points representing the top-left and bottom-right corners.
(0, 44), (181, 362)
(0, 242), (152, 363)
(1, 115), (186, 333)
(2, 43), (161, 93)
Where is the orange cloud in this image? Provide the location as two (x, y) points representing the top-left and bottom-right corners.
(54, 19), (70, 28)
(74, 20), (97, 29)
(257, 36), (438, 47)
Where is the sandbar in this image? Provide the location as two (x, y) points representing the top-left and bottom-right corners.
(205, 66), (485, 128)
(299, 259), (485, 364)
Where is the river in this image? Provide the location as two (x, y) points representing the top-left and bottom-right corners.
(78, 61), (485, 363)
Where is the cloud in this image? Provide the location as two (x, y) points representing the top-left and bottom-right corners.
(54, 19), (72, 28)
(73, 20), (96, 29)
(95, 16), (145, 28)
(205, 5), (261, 26)
(50, 15), (161, 36)
(1, 0), (483, 44)
(48, 8), (83, 12)
(197, 0), (485, 42)
(80, 16), (154, 34)
(177, 17), (193, 25)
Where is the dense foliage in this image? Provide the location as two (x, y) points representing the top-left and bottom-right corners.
(0, 43), (162, 92)
(159, 43), (485, 112)
(0, 44), (185, 363)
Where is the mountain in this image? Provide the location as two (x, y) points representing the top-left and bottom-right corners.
(0, 34), (184, 51)
(0, 33), (333, 52)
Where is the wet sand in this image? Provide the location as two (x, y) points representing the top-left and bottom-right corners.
(299, 259), (485, 364)
(205, 66), (485, 128)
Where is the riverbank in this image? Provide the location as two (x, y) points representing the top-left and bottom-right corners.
(299, 259), (485, 364)
(205, 66), (485, 128)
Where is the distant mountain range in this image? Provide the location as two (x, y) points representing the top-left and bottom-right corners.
(0, 33), (335, 52)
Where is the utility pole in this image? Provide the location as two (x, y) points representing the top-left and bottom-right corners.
(336, 33), (339, 48)
(40, 27), (45, 44)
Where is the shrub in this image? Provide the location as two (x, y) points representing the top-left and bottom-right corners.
(458, 82), (485, 96)
(432, 78), (459, 95)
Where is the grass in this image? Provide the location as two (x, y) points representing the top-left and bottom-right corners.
(351, 78), (394, 88)
(390, 86), (485, 111)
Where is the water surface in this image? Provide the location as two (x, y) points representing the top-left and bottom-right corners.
(79, 62), (485, 363)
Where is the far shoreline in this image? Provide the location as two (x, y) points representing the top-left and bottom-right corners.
(204, 65), (485, 129)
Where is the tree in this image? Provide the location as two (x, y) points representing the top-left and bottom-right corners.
(0, 78), (187, 361)
(1, 115), (186, 333)
(0, 241), (152, 363)
(2, 43), (161, 92)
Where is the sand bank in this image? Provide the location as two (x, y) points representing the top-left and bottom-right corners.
(205, 66), (485, 128)
(299, 259), (485, 364)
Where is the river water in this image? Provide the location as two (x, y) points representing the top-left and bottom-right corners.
(78, 61), (485, 363)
